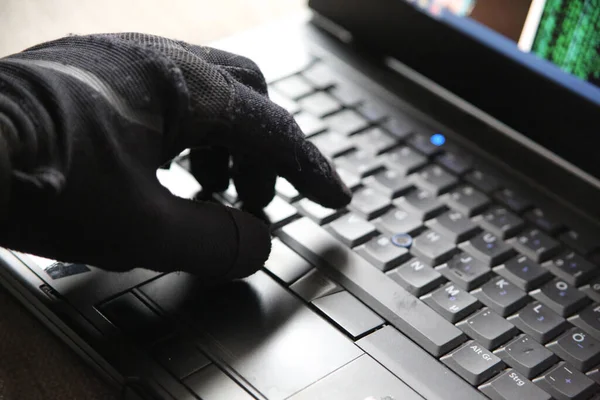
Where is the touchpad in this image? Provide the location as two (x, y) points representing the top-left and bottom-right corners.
(139, 271), (363, 400)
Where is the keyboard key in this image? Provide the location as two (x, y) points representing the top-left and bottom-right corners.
(456, 309), (518, 349)
(263, 196), (298, 228)
(272, 75), (313, 99)
(302, 63), (338, 89)
(525, 208), (565, 235)
(335, 150), (383, 177)
(295, 198), (345, 225)
(275, 177), (301, 202)
(327, 213), (378, 247)
(185, 364), (254, 400)
(264, 238), (314, 284)
(329, 83), (364, 107)
(349, 186), (391, 219)
(309, 131), (354, 158)
(411, 164), (458, 195)
(395, 188), (445, 220)
(357, 100), (389, 122)
(363, 169), (413, 198)
(494, 188), (533, 214)
(324, 109), (369, 136)
(460, 231), (515, 266)
(387, 258), (445, 296)
(472, 275), (529, 317)
(294, 112), (327, 137)
(422, 283), (480, 323)
(569, 304), (600, 341)
(350, 127), (397, 155)
(336, 167), (361, 191)
(510, 228), (561, 263)
(544, 251), (597, 287)
(560, 230), (600, 256)
(480, 370), (552, 400)
(508, 302), (568, 343)
(373, 207), (422, 236)
(312, 291), (385, 339)
(436, 253), (491, 290)
(152, 337), (211, 379)
(581, 277), (600, 303)
(531, 279), (590, 317)
(444, 185), (490, 217)
(290, 268), (343, 302)
(411, 229), (456, 265)
(426, 210), (479, 243)
(382, 116), (413, 140)
(547, 327), (600, 371)
(435, 150), (473, 176)
(534, 362), (598, 400)
(356, 235), (410, 271)
(475, 206), (525, 239)
(357, 326), (485, 400)
(408, 132), (445, 156)
(382, 146), (427, 175)
(587, 368), (600, 385)
(280, 218), (466, 356)
(494, 255), (552, 291)
(494, 334), (558, 379)
(440, 341), (505, 385)
(298, 91), (341, 118)
(269, 89), (300, 114)
(465, 169), (501, 194)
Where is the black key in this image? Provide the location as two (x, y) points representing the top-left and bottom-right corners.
(387, 258), (445, 296)
(329, 83), (364, 107)
(263, 196), (298, 228)
(457, 309), (518, 349)
(356, 235), (410, 272)
(363, 169), (413, 198)
(494, 334), (558, 379)
(302, 63), (338, 89)
(508, 302), (568, 343)
(357, 100), (389, 122)
(295, 198), (345, 225)
(298, 91), (341, 117)
(544, 251), (598, 287)
(510, 228), (561, 263)
(443, 185), (489, 217)
(472, 275), (529, 317)
(327, 213), (378, 247)
(269, 89), (300, 114)
(460, 231), (515, 266)
(440, 341), (505, 386)
(581, 278), (600, 303)
(275, 177), (301, 202)
(264, 238), (314, 284)
(547, 327), (600, 371)
(350, 127), (397, 155)
(436, 253), (491, 290)
(475, 206), (525, 239)
(312, 291), (385, 339)
(382, 116), (413, 140)
(152, 337), (211, 379)
(395, 188), (445, 220)
(465, 169), (501, 194)
(280, 218), (466, 356)
(494, 188), (533, 214)
(411, 164), (458, 195)
(480, 370), (552, 400)
(382, 146), (427, 176)
(357, 326), (485, 400)
(309, 131), (354, 158)
(373, 207), (422, 236)
(531, 279), (590, 317)
(411, 229), (456, 265)
(294, 111), (327, 137)
(569, 304), (600, 341)
(525, 208), (565, 235)
(435, 150), (473, 176)
(290, 268), (343, 302)
(349, 186), (391, 219)
(494, 255), (552, 291)
(534, 362), (598, 400)
(336, 168), (361, 191)
(560, 230), (600, 256)
(426, 210), (479, 243)
(324, 109), (369, 136)
(408, 132), (445, 156)
(422, 283), (480, 323)
(335, 150), (383, 177)
(272, 75), (313, 99)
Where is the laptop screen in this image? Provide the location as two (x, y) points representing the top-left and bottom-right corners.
(407, 0), (600, 105)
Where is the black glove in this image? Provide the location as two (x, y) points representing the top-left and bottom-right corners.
(0, 33), (351, 281)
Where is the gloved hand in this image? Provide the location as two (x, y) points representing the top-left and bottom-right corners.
(0, 33), (351, 281)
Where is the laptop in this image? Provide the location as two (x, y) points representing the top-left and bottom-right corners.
(2, 0), (600, 399)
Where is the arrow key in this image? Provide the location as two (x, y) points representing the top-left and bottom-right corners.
(547, 328), (600, 372)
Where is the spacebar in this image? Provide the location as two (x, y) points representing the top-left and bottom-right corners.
(278, 218), (465, 357)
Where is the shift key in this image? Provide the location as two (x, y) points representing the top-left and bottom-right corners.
(279, 217), (466, 357)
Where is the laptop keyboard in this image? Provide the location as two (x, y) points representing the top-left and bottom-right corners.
(192, 58), (600, 400)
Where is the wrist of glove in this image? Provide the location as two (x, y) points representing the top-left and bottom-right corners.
(0, 33), (351, 281)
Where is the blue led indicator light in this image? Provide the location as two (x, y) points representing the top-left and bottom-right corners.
(430, 133), (446, 147)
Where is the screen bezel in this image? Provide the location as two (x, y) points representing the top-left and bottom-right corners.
(308, 0), (600, 179)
